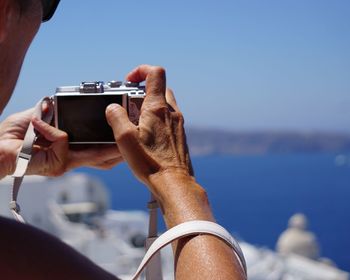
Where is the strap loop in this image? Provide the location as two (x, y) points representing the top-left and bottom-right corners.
(9, 200), (20, 212)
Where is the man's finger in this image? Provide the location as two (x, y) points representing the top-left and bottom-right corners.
(126, 64), (165, 84)
(69, 145), (121, 164)
(126, 65), (167, 105)
(68, 151), (123, 170)
(93, 157), (124, 170)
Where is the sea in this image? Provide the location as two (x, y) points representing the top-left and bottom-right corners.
(78, 153), (350, 272)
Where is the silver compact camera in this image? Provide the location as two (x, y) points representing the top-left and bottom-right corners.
(54, 81), (145, 144)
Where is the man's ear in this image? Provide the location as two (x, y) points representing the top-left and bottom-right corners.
(0, 0), (14, 43)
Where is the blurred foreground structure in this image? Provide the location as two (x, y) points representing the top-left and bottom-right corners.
(0, 174), (348, 280)
(277, 213), (320, 259)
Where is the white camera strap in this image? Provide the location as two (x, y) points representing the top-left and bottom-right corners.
(134, 217), (247, 280)
(143, 197), (247, 280)
(145, 194), (163, 279)
(10, 97), (54, 223)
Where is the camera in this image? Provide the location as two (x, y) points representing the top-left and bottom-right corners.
(54, 81), (145, 144)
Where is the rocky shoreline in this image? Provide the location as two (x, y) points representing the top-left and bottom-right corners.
(186, 128), (350, 155)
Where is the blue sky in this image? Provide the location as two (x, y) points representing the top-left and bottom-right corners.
(3, 0), (350, 133)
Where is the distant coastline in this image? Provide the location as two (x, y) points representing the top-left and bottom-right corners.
(186, 128), (350, 155)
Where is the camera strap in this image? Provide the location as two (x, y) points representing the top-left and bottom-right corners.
(144, 194), (163, 279)
(133, 218), (247, 280)
(139, 193), (247, 280)
(10, 97), (54, 223)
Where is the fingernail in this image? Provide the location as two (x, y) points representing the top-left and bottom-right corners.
(106, 103), (121, 112)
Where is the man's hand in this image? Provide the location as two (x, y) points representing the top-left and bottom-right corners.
(0, 109), (122, 178)
(106, 65), (193, 200)
(106, 65), (245, 280)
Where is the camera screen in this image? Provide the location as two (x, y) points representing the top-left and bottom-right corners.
(56, 94), (124, 143)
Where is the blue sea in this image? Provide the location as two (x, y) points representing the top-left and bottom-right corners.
(78, 153), (350, 272)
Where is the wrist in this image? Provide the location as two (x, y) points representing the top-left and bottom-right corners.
(149, 170), (215, 227)
(148, 168), (196, 200)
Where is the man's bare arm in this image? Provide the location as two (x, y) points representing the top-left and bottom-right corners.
(106, 64), (245, 280)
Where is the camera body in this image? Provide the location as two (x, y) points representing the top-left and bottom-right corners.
(54, 81), (145, 144)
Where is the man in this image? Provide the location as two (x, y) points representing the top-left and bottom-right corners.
(0, 0), (245, 279)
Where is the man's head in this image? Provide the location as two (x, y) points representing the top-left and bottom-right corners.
(0, 0), (60, 114)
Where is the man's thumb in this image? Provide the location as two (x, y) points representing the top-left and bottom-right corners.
(106, 103), (135, 141)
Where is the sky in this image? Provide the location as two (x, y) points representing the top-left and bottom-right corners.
(2, 0), (350, 133)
